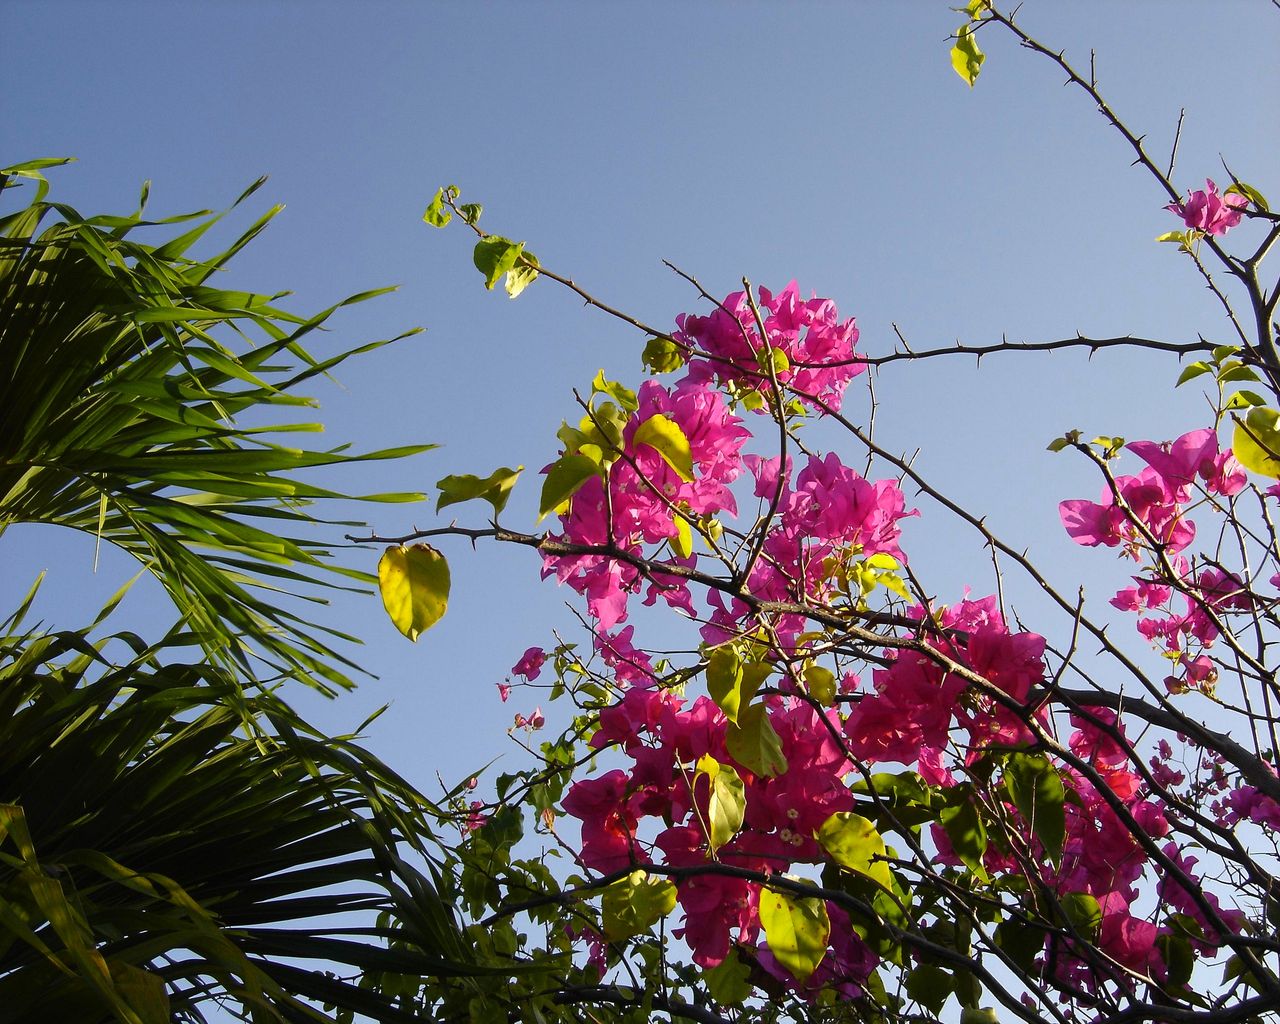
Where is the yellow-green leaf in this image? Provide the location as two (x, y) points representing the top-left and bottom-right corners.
(473, 235), (524, 290)
(378, 544), (450, 641)
(804, 664), (836, 707)
(1234, 408), (1280, 478)
(951, 23), (985, 87)
(436, 466), (523, 516)
(109, 962), (171, 1024)
(671, 514), (693, 558)
(643, 335), (686, 375)
(758, 887), (830, 983)
(600, 870), (677, 941)
(1226, 180), (1269, 213)
(725, 702), (788, 778)
(695, 754), (745, 853)
(1003, 752), (1065, 867)
(703, 948), (752, 1006)
(816, 812), (892, 889)
(505, 250), (539, 298)
(423, 187), (452, 228)
(539, 454), (599, 520)
(633, 413), (694, 482)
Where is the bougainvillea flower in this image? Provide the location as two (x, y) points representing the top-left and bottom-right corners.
(1166, 179), (1247, 236)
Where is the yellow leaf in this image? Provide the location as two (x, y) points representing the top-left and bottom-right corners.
(378, 544), (450, 641)
(633, 413), (695, 482)
(951, 23), (985, 87)
(1233, 408), (1280, 478)
(758, 888), (830, 983)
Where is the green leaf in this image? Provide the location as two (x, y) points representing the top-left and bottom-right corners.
(951, 23), (985, 87)
(1218, 361), (1261, 384)
(591, 370), (638, 412)
(706, 647), (744, 724)
(642, 336), (686, 375)
(703, 949), (752, 1006)
(1059, 892), (1102, 940)
(472, 236), (524, 290)
(959, 1009), (999, 1024)
(109, 962), (171, 1024)
(504, 250), (539, 298)
(1225, 180), (1269, 213)
(538, 453), (600, 520)
(423, 187), (453, 228)
(939, 789), (988, 880)
(804, 663), (836, 707)
(1157, 932), (1194, 989)
(600, 870), (677, 941)
(994, 919), (1042, 975)
(816, 812), (891, 888)
(1225, 390), (1267, 410)
(575, 401), (629, 462)
(758, 887), (829, 983)
(377, 544), (450, 641)
(1002, 752), (1065, 867)
(458, 202), (484, 226)
(632, 413), (695, 482)
(436, 466), (523, 516)
(1175, 361), (1212, 387)
(906, 963), (952, 1015)
(725, 702), (788, 778)
(1224, 953), (1265, 993)
(695, 755), (746, 853)
(1233, 407), (1280, 478)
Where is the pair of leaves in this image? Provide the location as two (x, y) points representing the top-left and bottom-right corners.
(538, 412), (694, 520)
(436, 466), (523, 517)
(473, 235), (540, 298)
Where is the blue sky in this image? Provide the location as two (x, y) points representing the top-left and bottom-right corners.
(3, 2), (1278, 809)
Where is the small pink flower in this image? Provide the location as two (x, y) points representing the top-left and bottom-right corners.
(1166, 179), (1247, 237)
(497, 682), (511, 702)
(529, 707), (546, 730)
(512, 646), (546, 680)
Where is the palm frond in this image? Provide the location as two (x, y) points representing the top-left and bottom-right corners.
(0, 164), (431, 696)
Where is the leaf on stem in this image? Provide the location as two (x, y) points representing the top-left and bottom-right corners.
(1233, 407), (1280, 478)
(633, 413), (694, 482)
(758, 887), (829, 983)
(694, 754), (746, 853)
(378, 544), (450, 641)
(436, 466), (523, 516)
(951, 23), (985, 87)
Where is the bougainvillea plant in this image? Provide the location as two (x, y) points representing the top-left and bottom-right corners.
(368, 5), (1280, 1023)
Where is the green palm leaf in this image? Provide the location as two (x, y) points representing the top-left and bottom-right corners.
(0, 163), (431, 696)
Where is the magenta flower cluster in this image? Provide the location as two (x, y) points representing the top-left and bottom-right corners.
(503, 286), (1258, 1000)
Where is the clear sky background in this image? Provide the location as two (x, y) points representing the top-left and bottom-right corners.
(3, 2), (1278, 819)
